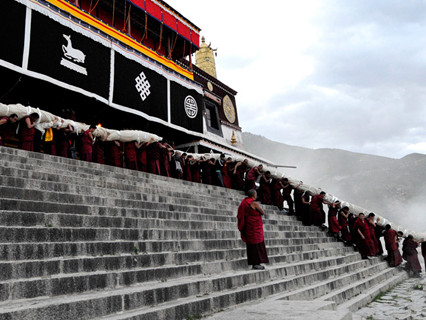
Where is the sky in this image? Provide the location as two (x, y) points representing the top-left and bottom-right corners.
(166, 0), (426, 159)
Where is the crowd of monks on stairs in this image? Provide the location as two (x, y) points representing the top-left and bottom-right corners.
(1, 113), (425, 277)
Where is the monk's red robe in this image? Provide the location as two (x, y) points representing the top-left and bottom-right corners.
(221, 163), (232, 188)
(191, 162), (201, 183)
(183, 159), (192, 182)
(232, 163), (246, 191)
(310, 195), (324, 226)
(0, 116), (13, 146)
(402, 238), (422, 273)
(124, 142), (138, 170)
(107, 142), (122, 167)
(56, 129), (71, 158)
(328, 206), (341, 233)
(245, 167), (258, 192)
(258, 178), (272, 205)
(272, 179), (284, 210)
(159, 147), (170, 177)
(237, 197), (269, 266)
(80, 129), (93, 162)
(366, 217), (379, 255)
(354, 218), (376, 257)
(338, 211), (352, 242)
(384, 229), (402, 267)
(19, 116), (35, 151)
(137, 145), (148, 172)
(200, 161), (212, 185)
(93, 141), (105, 164)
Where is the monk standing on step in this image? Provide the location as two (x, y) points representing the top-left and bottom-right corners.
(237, 189), (269, 270)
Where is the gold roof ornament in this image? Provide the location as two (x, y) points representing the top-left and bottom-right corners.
(231, 131), (237, 145)
(195, 36), (217, 78)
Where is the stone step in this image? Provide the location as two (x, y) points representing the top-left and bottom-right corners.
(0, 238), (342, 261)
(0, 211), (321, 234)
(0, 252), (361, 301)
(0, 246), (353, 281)
(0, 254), (370, 319)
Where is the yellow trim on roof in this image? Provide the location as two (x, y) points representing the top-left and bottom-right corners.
(45, 0), (194, 80)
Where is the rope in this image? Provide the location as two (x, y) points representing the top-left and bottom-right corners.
(140, 11), (148, 43)
(88, 0), (100, 15)
(168, 32), (178, 59)
(122, 0), (127, 31)
(157, 23), (163, 52)
(112, 0), (115, 26)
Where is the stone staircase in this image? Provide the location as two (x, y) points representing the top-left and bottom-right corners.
(0, 146), (407, 320)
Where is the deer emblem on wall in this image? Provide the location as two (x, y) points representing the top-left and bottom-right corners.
(62, 34), (86, 63)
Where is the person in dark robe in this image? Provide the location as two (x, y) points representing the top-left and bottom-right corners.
(43, 118), (59, 156)
(402, 235), (422, 277)
(107, 140), (122, 167)
(0, 114), (18, 146)
(422, 242), (426, 269)
(237, 189), (269, 270)
(272, 178), (284, 211)
(159, 141), (173, 177)
(245, 164), (263, 193)
(301, 192), (311, 226)
(374, 218), (385, 255)
(310, 191), (332, 227)
(293, 188), (304, 220)
(258, 171), (272, 205)
(383, 224), (402, 267)
(232, 159), (248, 191)
(56, 124), (73, 158)
(136, 138), (154, 173)
(200, 157), (213, 184)
(93, 140), (105, 164)
(183, 155), (193, 182)
(353, 213), (376, 259)
(214, 154), (226, 187)
(338, 206), (352, 244)
(365, 213), (380, 256)
(221, 157), (233, 188)
(327, 201), (342, 237)
(79, 124), (96, 162)
(124, 141), (138, 170)
(281, 178), (302, 215)
(148, 141), (167, 175)
(19, 113), (39, 151)
(190, 157), (201, 183)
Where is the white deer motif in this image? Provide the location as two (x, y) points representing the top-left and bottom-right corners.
(62, 34), (86, 64)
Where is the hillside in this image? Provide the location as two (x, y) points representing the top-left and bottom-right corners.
(242, 132), (426, 233)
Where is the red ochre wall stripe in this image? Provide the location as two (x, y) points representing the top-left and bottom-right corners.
(44, 0), (194, 80)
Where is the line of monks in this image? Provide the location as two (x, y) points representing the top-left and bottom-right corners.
(2, 114), (425, 276)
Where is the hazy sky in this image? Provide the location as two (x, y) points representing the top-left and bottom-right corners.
(166, 0), (426, 159)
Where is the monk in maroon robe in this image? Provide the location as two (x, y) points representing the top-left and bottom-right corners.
(422, 242), (426, 269)
(245, 164), (262, 193)
(148, 141), (165, 175)
(281, 179), (302, 215)
(80, 125), (96, 162)
(365, 213), (380, 256)
(159, 142), (172, 177)
(328, 201), (342, 236)
(258, 172), (272, 205)
(124, 141), (138, 170)
(354, 213), (376, 259)
(107, 141), (122, 167)
(383, 224), (402, 267)
(222, 158), (233, 188)
(19, 113), (39, 151)
(237, 189), (269, 270)
(200, 157), (213, 184)
(232, 159), (248, 191)
(56, 125), (73, 158)
(338, 206), (352, 243)
(190, 159), (201, 183)
(310, 191), (332, 227)
(136, 138), (153, 172)
(301, 192), (311, 226)
(402, 235), (422, 277)
(183, 155), (193, 182)
(93, 140), (105, 164)
(272, 178), (284, 210)
(0, 114), (18, 146)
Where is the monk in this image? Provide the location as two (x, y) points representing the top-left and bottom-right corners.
(183, 154), (193, 182)
(79, 124), (96, 162)
(221, 157), (233, 188)
(328, 201), (342, 237)
(245, 164), (263, 193)
(56, 124), (73, 158)
(353, 213), (376, 259)
(190, 157), (201, 183)
(402, 235), (422, 278)
(272, 178), (284, 211)
(19, 113), (39, 151)
(232, 159), (248, 191)
(237, 189), (269, 270)
(281, 178), (302, 215)
(136, 138), (154, 173)
(383, 224), (402, 267)
(365, 213), (380, 256)
(258, 171), (272, 205)
(310, 191), (332, 227)
(124, 141), (138, 170)
(422, 242), (426, 269)
(214, 154), (226, 187)
(301, 192), (311, 226)
(338, 206), (352, 244)
(107, 140), (122, 167)
(159, 141), (173, 177)
(200, 157), (214, 185)
(0, 114), (18, 146)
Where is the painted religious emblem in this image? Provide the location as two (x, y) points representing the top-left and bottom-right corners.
(207, 81), (214, 91)
(184, 95), (198, 118)
(135, 71), (151, 101)
(223, 95), (236, 123)
(60, 34), (87, 75)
